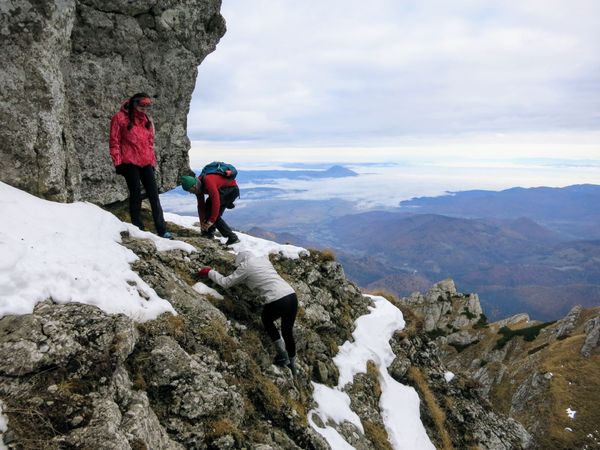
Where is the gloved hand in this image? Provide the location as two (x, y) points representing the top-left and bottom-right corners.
(201, 221), (214, 231)
(198, 267), (212, 278)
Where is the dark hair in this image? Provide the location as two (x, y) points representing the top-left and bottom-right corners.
(126, 92), (152, 130)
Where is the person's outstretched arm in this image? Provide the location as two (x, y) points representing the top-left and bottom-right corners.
(201, 263), (250, 289)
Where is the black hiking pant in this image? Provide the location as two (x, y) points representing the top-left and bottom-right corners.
(261, 293), (298, 358)
(204, 186), (239, 240)
(121, 164), (166, 235)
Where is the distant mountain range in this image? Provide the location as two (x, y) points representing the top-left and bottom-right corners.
(236, 164), (358, 183)
(234, 184), (600, 321)
(399, 184), (600, 239)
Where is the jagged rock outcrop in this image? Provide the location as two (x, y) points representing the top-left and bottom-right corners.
(403, 280), (600, 450)
(555, 305), (582, 339)
(388, 328), (531, 449)
(0, 0), (225, 204)
(403, 278), (485, 335)
(582, 316), (600, 358)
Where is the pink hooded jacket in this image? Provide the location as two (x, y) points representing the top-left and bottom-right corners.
(109, 100), (156, 167)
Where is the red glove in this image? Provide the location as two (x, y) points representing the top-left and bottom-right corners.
(198, 267), (212, 278)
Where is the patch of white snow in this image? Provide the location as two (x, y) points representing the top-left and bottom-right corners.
(311, 383), (363, 432)
(0, 182), (192, 321)
(164, 212), (308, 259)
(192, 282), (224, 300)
(444, 371), (455, 383)
(310, 295), (435, 450)
(0, 401), (8, 450)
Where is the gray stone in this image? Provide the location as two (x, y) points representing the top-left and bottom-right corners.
(555, 305), (582, 339)
(581, 316), (600, 358)
(447, 330), (480, 347)
(494, 314), (531, 328)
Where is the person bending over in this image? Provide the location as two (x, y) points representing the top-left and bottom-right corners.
(180, 174), (239, 246)
(198, 251), (298, 374)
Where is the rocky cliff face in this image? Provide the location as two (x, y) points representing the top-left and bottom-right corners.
(0, 215), (533, 449)
(405, 281), (600, 450)
(0, 0), (225, 204)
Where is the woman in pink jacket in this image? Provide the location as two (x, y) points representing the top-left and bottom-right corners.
(109, 93), (171, 239)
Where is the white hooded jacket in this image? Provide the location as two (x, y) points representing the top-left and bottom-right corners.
(208, 251), (295, 304)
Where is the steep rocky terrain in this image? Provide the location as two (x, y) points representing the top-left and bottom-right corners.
(0, 0), (225, 204)
(400, 280), (600, 450)
(0, 214), (532, 449)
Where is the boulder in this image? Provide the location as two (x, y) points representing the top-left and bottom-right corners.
(0, 0), (225, 204)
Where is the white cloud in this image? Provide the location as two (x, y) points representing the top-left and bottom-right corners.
(188, 0), (600, 152)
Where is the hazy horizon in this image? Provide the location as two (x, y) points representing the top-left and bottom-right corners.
(187, 1), (600, 163)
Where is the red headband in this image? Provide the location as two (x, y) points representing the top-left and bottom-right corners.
(137, 97), (152, 107)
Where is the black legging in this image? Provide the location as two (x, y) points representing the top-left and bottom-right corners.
(261, 293), (298, 358)
(121, 164), (166, 235)
(204, 191), (237, 239)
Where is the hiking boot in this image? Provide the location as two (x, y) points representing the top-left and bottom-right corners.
(288, 356), (298, 376)
(274, 352), (290, 367)
(160, 231), (173, 240)
(226, 235), (240, 246)
(201, 231), (215, 239)
(273, 338), (290, 367)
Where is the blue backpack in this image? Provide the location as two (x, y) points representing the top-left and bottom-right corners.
(200, 161), (238, 180)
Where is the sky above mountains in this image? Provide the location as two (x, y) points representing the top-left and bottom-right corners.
(188, 0), (600, 162)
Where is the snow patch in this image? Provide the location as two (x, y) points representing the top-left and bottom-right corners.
(0, 401), (8, 450)
(310, 295), (435, 450)
(310, 383), (363, 432)
(165, 212), (308, 259)
(567, 407), (576, 419)
(444, 371), (455, 383)
(193, 282), (224, 300)
(0, 182), (189, 321)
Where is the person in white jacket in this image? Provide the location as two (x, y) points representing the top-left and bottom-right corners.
(198, 251), (299, 374)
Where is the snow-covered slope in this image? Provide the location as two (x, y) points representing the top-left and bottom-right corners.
(0, 182), (193, 320)
(310, 295), (435, 450)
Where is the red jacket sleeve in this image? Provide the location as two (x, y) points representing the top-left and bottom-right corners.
(204, 176), (221, 223)
(148, 119), (155, 155)
(109, 114), (123, 166)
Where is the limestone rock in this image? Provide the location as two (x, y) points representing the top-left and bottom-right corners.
(0, 0), (225, 204)
(389, 332), (531, 449)
(494, 313), (531, 328)
(581, 316), (600, 358)
(0, 301), (136, 376)
(403, 278), (484, 334)
(555, 305), (582, 339)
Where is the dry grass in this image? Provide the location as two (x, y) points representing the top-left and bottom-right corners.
(363, 421), (394, 450)
(195, 319), (239, 362)
(534, 335), (600, 449)
(366, 361), (382, 399)
(407, 367), (454, 450)
(365, 289), (398, 304)
(308, 248), (336, 262)
(360, 361), (392, 450)
(206, 417), (243, 442)
(137, 313), (186, 341)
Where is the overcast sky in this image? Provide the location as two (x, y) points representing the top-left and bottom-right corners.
(187, 0), (600, 160)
